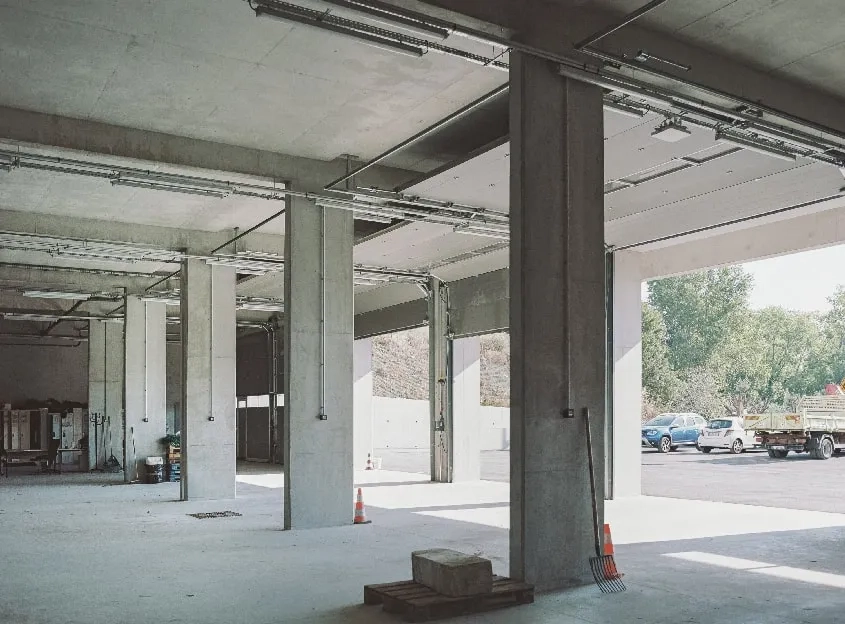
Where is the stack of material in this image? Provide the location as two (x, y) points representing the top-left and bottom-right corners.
(363, 549), (533, 622)
(166, 445), (180, 482)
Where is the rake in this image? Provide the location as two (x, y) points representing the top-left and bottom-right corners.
(584, 407), (626, 593)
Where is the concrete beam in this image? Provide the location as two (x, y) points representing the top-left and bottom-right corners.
(0, 106), (412, 194)
(640, 202), (845, 280)
(0, 208), (284, 258)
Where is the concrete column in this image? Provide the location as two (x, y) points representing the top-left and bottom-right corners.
(509, 52), (605, 590)
(180, 260), (237, 501)
(124, 296), (167, 482)
(104, 322), (125, 472)
(284, 197), (353, 529)
(353, 337), (374, 471)
(611, 250), (643, 498)
(429, 277), (451, 482)
(88, 321), (106, 470)
(452, 336), (481, 482)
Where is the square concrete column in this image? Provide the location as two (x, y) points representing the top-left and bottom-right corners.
(124, 296), (167, 482)
(452, 336), (481, 482)
(180, 259), (237, 501)
(509, 52), (606, 590)
(353, 337), (374, 471)
(429, 277), (451, 482)
(89, 320), (124, 472)
(88, 320), (106, 470)
(284, 197), (353, 529)
(611, 250), (643, 498)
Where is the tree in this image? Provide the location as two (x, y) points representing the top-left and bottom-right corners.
(641, 302), (677, 409)
(670, 366), (725, 420)
(648, 267), (753, 372)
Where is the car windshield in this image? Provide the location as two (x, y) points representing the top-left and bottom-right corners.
(708, 419), (734, 429)
(646, 415), (676, 427)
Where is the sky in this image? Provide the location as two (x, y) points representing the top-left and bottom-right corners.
(644, 244), (845, 314)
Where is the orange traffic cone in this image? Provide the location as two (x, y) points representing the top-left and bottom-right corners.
(602, 524), (624, 579)
(365, 453), (374, 470)
(354, 488), (371, 525)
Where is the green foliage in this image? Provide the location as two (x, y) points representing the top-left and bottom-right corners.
(641, 302), (678, 408)
(649, 267), (752, 370)
(644, 267), (838, 418)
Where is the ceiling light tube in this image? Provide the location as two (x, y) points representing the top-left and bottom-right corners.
(320, 0), (450, 39)
(22, 290), (91, 300)
(111, 178), (230, 199)
(714, 131), (796, 162)
(254, 2), (425, 58)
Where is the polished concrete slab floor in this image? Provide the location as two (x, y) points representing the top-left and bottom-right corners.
(2, 466), (844, 623)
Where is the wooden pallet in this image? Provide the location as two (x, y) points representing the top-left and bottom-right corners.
(363, 576), (534, 622)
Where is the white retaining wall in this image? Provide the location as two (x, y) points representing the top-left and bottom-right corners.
(372, 397), (510, 451)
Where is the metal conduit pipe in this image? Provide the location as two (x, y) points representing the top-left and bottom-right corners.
(558, 64), (845, 165)
(1, 149), (507, 237)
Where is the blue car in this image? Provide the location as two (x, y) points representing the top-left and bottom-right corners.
(642, 413), (707, 453)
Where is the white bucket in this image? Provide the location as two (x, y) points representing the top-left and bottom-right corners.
(145, 456), (164, 466)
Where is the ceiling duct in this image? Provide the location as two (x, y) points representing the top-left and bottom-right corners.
(320, 0), (450, 39)
(714, 130), (797, 162)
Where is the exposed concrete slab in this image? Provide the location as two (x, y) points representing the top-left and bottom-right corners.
(3, 468), (845, 623)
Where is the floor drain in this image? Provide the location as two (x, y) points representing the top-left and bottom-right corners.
(188, 511), (242, 519)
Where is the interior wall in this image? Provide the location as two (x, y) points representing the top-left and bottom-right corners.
(0, 343), (88, 405)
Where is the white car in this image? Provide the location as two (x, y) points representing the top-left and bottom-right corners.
(698, 417), (760, 454)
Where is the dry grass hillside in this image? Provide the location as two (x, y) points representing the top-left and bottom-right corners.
(372, 328), (510, 407)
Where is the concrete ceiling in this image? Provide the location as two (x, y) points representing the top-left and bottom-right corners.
(0, 0), (506, 172)
(579, 0), (845, 101)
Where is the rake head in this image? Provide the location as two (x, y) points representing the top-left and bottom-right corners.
(589, 555), (626, 593)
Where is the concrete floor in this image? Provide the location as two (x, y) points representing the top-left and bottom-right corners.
(378, 448), (845, 513)
(3, 465), (845, 623)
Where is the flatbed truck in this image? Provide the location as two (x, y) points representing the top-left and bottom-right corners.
(744, 395), (845, 460)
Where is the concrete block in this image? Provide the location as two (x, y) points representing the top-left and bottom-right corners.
(411, 549), (493, 597)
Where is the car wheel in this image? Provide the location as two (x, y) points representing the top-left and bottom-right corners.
(658, 437), (672, 453)
(730, 439), (743, 455)
(700, 447), (712, 454)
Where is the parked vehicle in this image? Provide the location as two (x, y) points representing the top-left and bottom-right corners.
(697, 417), (760, 454)
(745, 394), (845, 460)
(642, 413), (707, 453)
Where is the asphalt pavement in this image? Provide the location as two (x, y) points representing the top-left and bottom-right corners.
(376, 446), (845, 514)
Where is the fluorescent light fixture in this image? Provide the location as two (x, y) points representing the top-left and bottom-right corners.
(254, 2), (425, 58)
(651, 120), (692, 142)
(604, 100), (646, 118)
(22, 290), (91, 300)
(320, 0), (450, 39)
(237, 298), (285, 312)
(111, 177), (231, 199)
(714, 131), (796, 162)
